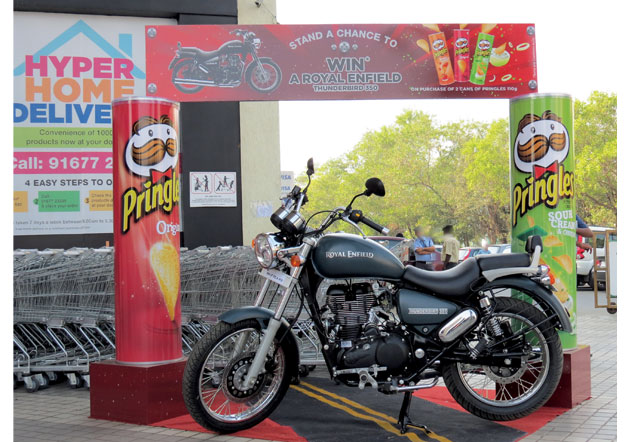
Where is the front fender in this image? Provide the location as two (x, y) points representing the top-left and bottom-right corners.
(218, 306), (299, 366)
(479, 276), (573, 333)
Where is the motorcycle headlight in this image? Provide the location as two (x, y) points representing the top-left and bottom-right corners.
(253, 38), (261, 49)
(253, 233), (283, 268)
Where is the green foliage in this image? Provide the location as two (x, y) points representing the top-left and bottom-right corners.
(301, 91), (616, 244)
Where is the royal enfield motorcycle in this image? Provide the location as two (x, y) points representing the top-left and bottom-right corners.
(169, 29), (282, 94)
(183, 159), (571, 435)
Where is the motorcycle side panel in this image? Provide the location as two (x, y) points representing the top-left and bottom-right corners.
(311, 233), (405, 280)
(396, 288), (459, 326)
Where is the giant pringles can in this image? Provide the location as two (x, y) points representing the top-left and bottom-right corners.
(509, 93), (577, 349)
(112, 97), (182, 363)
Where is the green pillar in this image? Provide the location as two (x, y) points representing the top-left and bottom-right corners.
(509, 93), (577, 349)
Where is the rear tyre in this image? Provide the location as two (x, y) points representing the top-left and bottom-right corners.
(443, 297), (563, 421)
(172, 59), (205, 94)
(183, 319), (295, 433)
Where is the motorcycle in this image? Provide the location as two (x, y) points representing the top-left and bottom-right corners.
(169, 29), (282, 94)
(183, 158), (571, 435)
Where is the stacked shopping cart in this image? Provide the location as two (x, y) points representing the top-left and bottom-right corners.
(13, 245), (323, 392)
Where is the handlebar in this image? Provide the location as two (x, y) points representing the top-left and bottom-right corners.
(348, 210), (389, 235)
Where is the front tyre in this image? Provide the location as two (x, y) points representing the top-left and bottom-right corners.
(246, 59), (282, 93)
(183, 319), (294, 433)
(443, 297), (563, 421)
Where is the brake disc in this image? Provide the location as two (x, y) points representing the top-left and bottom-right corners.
(221, 352), (267, 402)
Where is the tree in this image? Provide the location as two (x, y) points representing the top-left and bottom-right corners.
(573, 91), (617, 226)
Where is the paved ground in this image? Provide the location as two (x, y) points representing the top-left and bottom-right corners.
(14, 288), (616, 441)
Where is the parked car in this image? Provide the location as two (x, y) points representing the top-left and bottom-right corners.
(489, 244), (511, 254)
(576, 226), (611, 289)
(459, 247), (482, 261)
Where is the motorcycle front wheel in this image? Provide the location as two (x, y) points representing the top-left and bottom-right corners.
(442, 297), (563, 421)
(183, 319), (294, 433)
(246, 59), (282, 93)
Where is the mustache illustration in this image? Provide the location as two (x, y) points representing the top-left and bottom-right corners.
(517, 132), (566, 162)
(131, 138), (177, 166)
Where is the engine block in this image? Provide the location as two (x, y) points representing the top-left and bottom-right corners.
(326, 283), (376, 340)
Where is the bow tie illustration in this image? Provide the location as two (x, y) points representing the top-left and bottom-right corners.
(151, 168), (173, 183)
(533, 161), (558, 179)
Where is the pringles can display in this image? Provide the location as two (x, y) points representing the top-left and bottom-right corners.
(453, 29), (470, 82)
(428, 32), (454, 86)
(509, 93), (577, 349)
(112, 97), (182, 363)
(469, 32), (494, 85)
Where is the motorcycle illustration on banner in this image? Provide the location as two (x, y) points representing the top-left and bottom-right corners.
(182, 158), (571, 434)
(168, 29), (282, 94)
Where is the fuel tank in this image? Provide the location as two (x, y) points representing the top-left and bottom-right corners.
(311, 233), (405, 280)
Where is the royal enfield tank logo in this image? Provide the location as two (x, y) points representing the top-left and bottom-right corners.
(408, 307), (449, 315)
(325, 251), (375, 259)
(512, 110), (573, 226)
(121, 115), (180, 233)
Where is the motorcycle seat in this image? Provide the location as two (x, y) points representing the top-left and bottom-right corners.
(182, 47), (220, 60)
(402, 258), (481, 297)
(475, 253), (530, 271)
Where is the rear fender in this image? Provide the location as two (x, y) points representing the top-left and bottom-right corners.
(219, 306), (299, 368)
(478, 276), (573, 333)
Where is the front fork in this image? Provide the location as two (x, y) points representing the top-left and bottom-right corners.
(242, 242), (311, 389)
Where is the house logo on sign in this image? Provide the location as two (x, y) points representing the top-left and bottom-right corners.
(214, 173), (235, 194)
(191, 172), (212, 194)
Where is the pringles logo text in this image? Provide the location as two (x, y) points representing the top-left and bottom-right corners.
(121, 115), (179, 233)
(512, 110), (573, 226)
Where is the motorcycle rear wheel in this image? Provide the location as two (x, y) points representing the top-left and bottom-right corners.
(442, 297), (563, 421)
(183, 319), (294, 433)
(172, 59), (205, 94)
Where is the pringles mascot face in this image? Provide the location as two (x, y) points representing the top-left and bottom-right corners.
(513, 110), (569, 178)
(124, 115), (178, 180)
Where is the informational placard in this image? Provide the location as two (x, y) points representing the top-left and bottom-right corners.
(189, 171), (237, 207)
(145, 23), (537, 102)
(13, 12), (174, 236)
(281, 170), (295, 198)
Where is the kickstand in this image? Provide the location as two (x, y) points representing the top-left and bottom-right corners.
(397, 391), (431, 435)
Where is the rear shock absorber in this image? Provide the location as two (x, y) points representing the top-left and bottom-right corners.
(479, 296), (503, 338)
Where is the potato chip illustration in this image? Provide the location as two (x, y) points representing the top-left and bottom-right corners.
(459, 24), (467, 29)
(150, 242), (180, 321)
(457, 59), (467, 73)
(543, 235), (563, 247)
(481, 23), (497, 34)
(416, 39), (430, 53)
(494, 43), (507, 54)
(553, 279), (569, 303)
(422, 24), (441, 32)
(552, 254), (573, 273)
(527, 215), (535, 227)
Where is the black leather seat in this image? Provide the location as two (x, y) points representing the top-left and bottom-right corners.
(402, 258), (481, 297)
(181, 47), (220, 61)
(475, 253), (530, 271)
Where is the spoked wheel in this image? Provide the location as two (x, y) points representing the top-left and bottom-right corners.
(443, 297), (562, 421)
(183, 319), (294, 433)
(246, 59), (282, 93)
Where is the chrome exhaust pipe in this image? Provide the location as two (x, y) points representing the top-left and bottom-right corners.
(438, 308), (478, 343)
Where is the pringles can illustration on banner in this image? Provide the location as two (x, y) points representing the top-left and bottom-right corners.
(453, 29), (470, 82)
(428, 32), (455, 85)
(469, 32), (494, 85)
(509, 93), (577, 348)
(112, 97), (182, 363)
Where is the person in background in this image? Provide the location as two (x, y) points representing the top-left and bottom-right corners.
(413, 226), (436, 270)
(442, 225), (460, 270)
(476, 238), (491, 255)
(576, 214), (593, 251)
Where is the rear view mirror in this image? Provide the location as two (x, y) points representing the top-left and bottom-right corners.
(365, 177), (385, 197)
(306, 158), (315, 176)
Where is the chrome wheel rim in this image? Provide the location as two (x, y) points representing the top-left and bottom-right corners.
(456, 312), (550, 407)
(198, 328), (285, 422)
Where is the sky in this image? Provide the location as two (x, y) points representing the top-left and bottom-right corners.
(275, 0), (618, 173)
